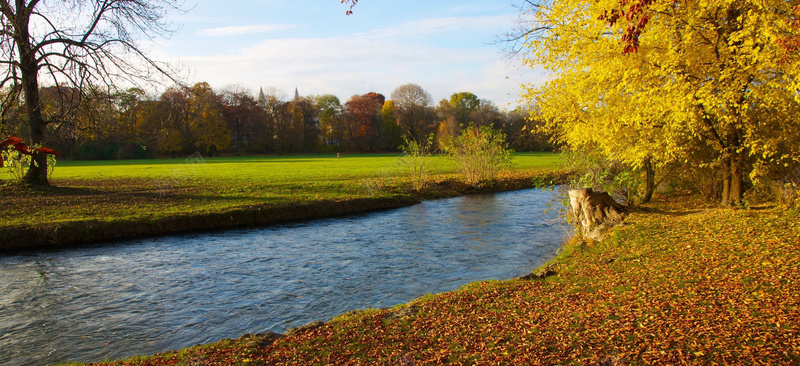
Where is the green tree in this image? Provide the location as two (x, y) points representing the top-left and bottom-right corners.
(436, 92), (480, 142)
(316, 94), (343, 149)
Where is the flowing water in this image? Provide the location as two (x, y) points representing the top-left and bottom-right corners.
(0, 188), (566, 366)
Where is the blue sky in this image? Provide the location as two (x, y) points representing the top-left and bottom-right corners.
(152, 0), (545, 108)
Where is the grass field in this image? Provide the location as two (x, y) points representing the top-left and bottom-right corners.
(75, 195), (800, 365)
(1, 152), (562, 229)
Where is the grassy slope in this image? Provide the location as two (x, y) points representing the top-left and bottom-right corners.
(0, 153), (562, 228)
(82, 195), (800, 365)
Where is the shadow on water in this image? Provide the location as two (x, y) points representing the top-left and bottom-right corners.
(0, 188), (567, 366)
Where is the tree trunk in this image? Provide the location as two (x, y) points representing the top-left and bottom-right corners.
(721, 151), (744, 207)
(569, 188), (626, 241)
(17, 18), (49, 186)
(729, 151), (744, 205)
(642, 157), (655, 203)
(721, 155), (732, 206)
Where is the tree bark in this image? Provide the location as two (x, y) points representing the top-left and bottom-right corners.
(16, 9), (49, 186)
(642, 157), (655, 203)
(721, 148), (744, 207)
(729, 151), (744, 205)
(721, 155), (732, 206)
(569, 188), (626, 240)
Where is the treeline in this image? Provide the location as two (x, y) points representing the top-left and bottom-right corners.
(0, 82), (552, 160)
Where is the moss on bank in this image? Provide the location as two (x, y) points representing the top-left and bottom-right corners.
(78, 195), (800, 365)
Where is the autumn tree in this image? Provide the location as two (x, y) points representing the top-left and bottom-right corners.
(187, 82), (229, 156)
(436, 92), (480, 142)
(343, 92), (385, 151)
(0, 0), (181, 185)
(520, 0), (800, 205)
(377, 100), (403, 152)
(157, 86), (191, 156)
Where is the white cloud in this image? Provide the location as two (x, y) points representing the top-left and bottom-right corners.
(154, 14), (546, 107)
(197, 24), (296, 37)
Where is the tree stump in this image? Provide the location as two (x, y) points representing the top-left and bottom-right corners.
(568, 188), (626, 241)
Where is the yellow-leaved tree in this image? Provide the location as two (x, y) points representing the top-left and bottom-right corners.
(188, 82), (230, 156)
(521, 0), (800, 205)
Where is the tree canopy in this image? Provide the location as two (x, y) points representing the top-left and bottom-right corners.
(521, 0), (800, 205)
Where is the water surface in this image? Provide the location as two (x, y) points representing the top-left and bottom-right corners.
(0, 188), (566, 366)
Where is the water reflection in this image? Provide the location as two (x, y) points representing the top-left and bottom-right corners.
(0, 188), (565, 366)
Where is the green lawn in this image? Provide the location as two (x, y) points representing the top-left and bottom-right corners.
(1, 152), (562, 228)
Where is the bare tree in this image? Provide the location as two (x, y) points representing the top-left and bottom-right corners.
(221, 85), (258, 156)
(390, 83), (436, 143)
(0, 0), (183, 185)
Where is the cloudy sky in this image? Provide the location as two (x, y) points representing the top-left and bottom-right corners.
(152, 0), (545, 108)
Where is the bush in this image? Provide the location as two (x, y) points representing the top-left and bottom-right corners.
(399, 134), (435, 191)
(2, 149), (57, 182)
(442, 124), (513, 186)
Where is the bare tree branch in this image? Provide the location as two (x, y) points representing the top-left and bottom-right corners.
(0, 0), (186, 184)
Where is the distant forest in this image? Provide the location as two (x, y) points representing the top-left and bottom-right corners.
(0, 82), (552, 160)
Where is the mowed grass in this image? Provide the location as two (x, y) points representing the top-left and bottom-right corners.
(0, 152), (561, 228)
(78, 195), (800, 365)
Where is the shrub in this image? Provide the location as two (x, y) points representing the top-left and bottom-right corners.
(442, 124), (512, 186)
(399, 134), (435, 191)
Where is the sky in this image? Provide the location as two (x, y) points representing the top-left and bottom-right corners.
(150, 0), (546, 108)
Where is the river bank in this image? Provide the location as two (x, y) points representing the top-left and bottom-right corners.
(0, 169), (569, 252)
(77, 194), (800, 365)
(4, 184), (567, 366)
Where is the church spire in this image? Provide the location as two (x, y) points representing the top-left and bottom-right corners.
(257, 87), (266, 105)
(294, 87), (300, 101)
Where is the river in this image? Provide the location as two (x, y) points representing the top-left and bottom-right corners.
(0, 188), (566, 366)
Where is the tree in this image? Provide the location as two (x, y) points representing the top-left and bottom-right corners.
(436, 92), (481, 142)
(377, 100), (403, 152)
(0, 0), (181, 185)
(158, 86), (191, 155)
(469, 99), (502, 128)
(520, 0), (800, 206)
(221, 85), (260, 156)
(502, 106), (553, 152)
(257, 87), (287, 153)
(390, 83), (436, 143)
(187, 82), (228, 156)
(343, 92), (385, 151)
(316, 94), (343, 149)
